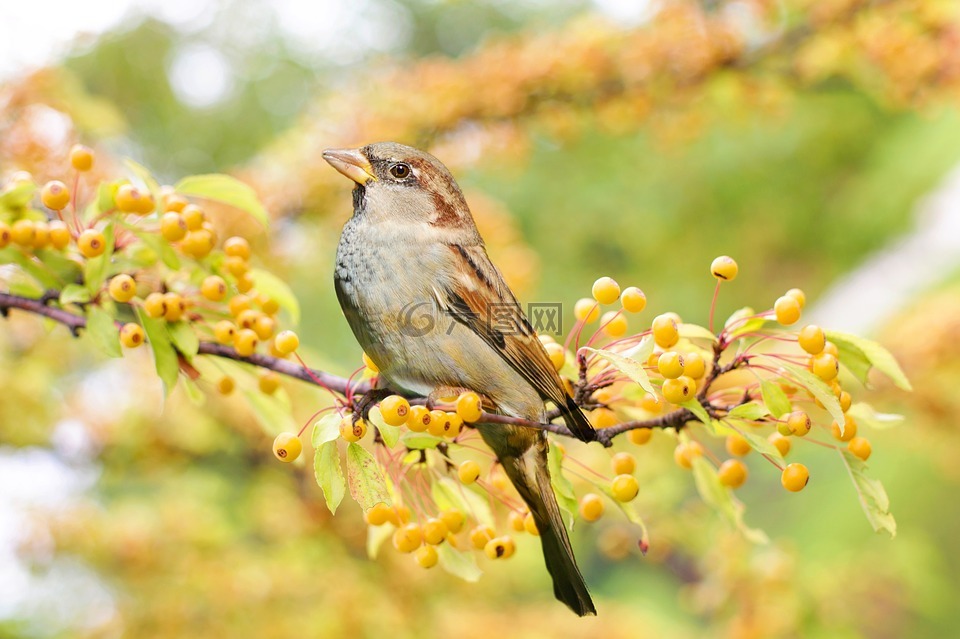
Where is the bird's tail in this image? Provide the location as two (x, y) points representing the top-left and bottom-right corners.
(561, 395), (595, 443)
(498, 434), (596, 616)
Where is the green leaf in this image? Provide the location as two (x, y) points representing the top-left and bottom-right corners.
(312, 413), (342, 447)
(314, 441), (346, 515)
(400, 432), (444, 449)
(135, 230), (181, 270)
(727, 402), (769, 421)
(137, 310), (179, 395)
(243, 389), (297, 435)
(594, 484), (650, 553)
(167, 322), (199, 359)
(0, 182), (37, 210)
(726, 419), (783, 459)
(367, 407), (400, 448)
(7, 250), (61, 289)
(366, 520), (395, 559)
(824, 330), (912, 391)
(34, 249), (82, 284)
(249, 268), (300, 324)
(437, 543), (483, 582)
(345, 443), (390, 511)
(581, 342), (656, 397)
(432, 476), (494, 529)
(124, 158), (161, 196)
(777, 360), (845, 430)
(175, 174), (269, 227)
(181, 377), (206, 406)
(85, 306), (121, 358)
(547, 441), (577, 531)
(846, 403), (904, 430)
(59, 283), (91, 306)
(678, 323), (718, 343)
(760, 380), (792, 419)
(680, 398), (710, 425)
(838, 449), (896, 537)
(690, 455), (768, 544)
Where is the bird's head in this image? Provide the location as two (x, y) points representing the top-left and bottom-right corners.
(323, 142), (477, 234)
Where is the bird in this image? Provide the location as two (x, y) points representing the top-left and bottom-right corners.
(324, 141), (597, 616)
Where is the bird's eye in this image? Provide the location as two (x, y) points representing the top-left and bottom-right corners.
(389, 163), (411, 179)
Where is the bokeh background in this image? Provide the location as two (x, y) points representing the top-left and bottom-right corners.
(2, 0), (960, 637)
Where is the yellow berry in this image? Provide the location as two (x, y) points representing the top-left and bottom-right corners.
(611, 452), (636, 475)
(662, 375), (696, 404)
(592, 276), (621, 305)
(30, 221), (49, 249)
(108, 274), (137, 303)
(811, 353), (839, 381)
(628, 428), (653, 445)
(48, 220), (70, 250)
(217, 376), (235, 395)
(253, 315), (276, 340)
(456, 391), (483, 423)
(234, 328), (259, 356)
(10, 220), (35, 246)
(544, 342), (565, 371)
(258, 371), (280, 395)
(839, 391), (852, 413)
(768, 432), (791, 456)
(274, 330), (300, 355)
(831, 417), (857, 442)
(340, 417), (367, 442)
(115, 184), (149, 213)
(362, 351), (379, 373)
(143, 292), (167, 318)
(182, 204), (205, 230)
(786, 288), (806, 309)
(405, 405), (431, 433)
(201, 275), (227, 301)
(710, 255), (738, 281)
(652, 313), (679, 348)
(590, 408), (618, 429)
(428, 410), (461, 437)
(224, 236), (251, 259)
(620, 286), (646, 313)
(365, 502), (393, 526)
(272, 432), (302, 463)
(161, 212), (188, 242)
(785, 411), (812, 437)
(78, 229), (106, 258)
(847, 436), (872, 461)
(484, 536), (516, 560)
(523, 512), (539, 536)
(439, 509), (465, 534)
(822, 341), (839, 358)
(162, 193), (188, 213)
(611, 474), (639, 502)
(726, 433), (752, 456)
(213, 320), (236, 344)
(40, 180), (70, 210)
(601, 311), (628, 337)
(119, 323), (145, 348)
(509, 510), (526, 533)
(422, 518), (449, 545)
(469, 525), (496, 550)
(781, 463), (809, 492)
(415, 545), (438, 568)
(69, 144), (94, 171)
(380, 395), (411, 426)
(236, 273), (254, 293)
(798, 324), (825, 354)
(224, 255), (249, 278)
(718, 459), (748, 489)
(673, 441), (704, 469)
(574, 298), (600, 323)
(228, 294), (251, 316)
(774, 295), (801, 326)
(181, 229), (214, 258)
(683, 352), (706, 379)
(392, 523), (422, 553)
(0, 221), (14, 248)
(458, 460), (481, 484)
(163, 293), (186, 322)
(657, 351), (685, 379)
(579, 493), (604, 522)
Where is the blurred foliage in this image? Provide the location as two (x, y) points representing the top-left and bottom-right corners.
(2, 0), (960, 638)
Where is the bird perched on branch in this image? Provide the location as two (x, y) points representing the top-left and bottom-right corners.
(324, 141), (597, 616)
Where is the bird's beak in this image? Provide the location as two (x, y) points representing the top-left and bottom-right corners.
(322, 148), (377, 185)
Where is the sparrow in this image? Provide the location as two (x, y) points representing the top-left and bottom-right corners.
(324, 141), (597, 616)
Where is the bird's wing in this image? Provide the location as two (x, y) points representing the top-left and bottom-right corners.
(434, 243), (572, 412)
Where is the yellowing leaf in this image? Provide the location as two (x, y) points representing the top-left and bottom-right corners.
(367, 407), (400, 448)
(137, 309), (179, 396)
(839, 449), (896, 537)
(168, 321), (199, 359)
(777, 360), (845, 430)
(346, 442), (390, 511)
(760, 380), (791, 418)
(678, 323), (717, 343)
(691, 456), (768, 544)
(400, 432), (444, 449)
(547, 441), (577, 531)
(85, 306), (121, 358)
(312, 413), (342, 447)
(314, 440), (346, 515)
(846, 403), (904, 430)
(727, 402), (769, 421)
(582, 341), (656, 397)
(175, 174), (269, 227)
(824, 330), (912, 391)
(437, 543), (482, 582)
(432, 476), (494, 529)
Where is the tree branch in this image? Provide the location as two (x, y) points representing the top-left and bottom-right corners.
(0, 290), (705, 446)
